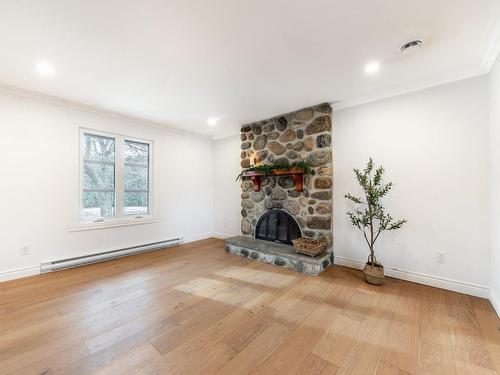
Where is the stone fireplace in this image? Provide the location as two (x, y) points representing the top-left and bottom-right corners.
(225, 103), (333, 275)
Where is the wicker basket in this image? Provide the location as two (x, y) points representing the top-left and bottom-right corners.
(292, 238), (327, 257)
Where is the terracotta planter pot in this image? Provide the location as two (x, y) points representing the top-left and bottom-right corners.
(363, 262), (384, 285)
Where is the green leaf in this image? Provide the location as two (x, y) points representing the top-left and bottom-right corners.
(235, 161), (313, 181)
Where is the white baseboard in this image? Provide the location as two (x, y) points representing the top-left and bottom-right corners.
(334, 256), (490, 299)
(0, 265), (40, 283)
(212, 232), (234, 239)
(0, 233), (213, 283)
(490, 289), (500, 318)
(182, 232), (216, 244)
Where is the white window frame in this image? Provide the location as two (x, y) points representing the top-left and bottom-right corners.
(72, 128), (156, 231)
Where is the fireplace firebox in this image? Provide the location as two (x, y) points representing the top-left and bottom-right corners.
(255, 209), (301, 245)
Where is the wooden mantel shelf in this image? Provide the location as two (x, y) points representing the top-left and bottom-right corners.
(242, 167), (304, 192)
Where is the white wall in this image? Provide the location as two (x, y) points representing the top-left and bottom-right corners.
(334, 76), (490, 295)
(212, 134), (241, 238)
(0, 88), (214, 280)
(489, 55), (500, 312)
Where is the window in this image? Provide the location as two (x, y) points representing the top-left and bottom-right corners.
(124, 140), (150, 216)
(80, 130), (152, 223)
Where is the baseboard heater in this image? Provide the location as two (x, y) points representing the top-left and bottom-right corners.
(40, 237), (183, 273)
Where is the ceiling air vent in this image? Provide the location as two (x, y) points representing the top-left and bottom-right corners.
(401, 40), (423, 54)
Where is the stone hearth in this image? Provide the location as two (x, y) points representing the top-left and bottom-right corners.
(225, 236), (333, 276)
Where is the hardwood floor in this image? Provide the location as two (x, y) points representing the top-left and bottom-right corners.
(0, 238), (499, 374)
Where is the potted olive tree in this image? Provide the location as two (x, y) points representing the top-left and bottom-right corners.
(345, 159), (407, 285)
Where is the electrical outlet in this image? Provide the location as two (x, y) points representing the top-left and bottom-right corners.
(223, 222), (228, 229)
(436, 252), (446, 264)
(20, 245), (30, 256)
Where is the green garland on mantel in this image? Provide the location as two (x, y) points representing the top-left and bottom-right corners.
(236, 160), (311, 181)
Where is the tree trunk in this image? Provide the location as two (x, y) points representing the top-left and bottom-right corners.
(367, 181), (375, 264)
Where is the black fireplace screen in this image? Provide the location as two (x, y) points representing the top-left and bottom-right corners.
(255, 209), (301, 245)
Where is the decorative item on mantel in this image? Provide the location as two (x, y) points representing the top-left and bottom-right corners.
(236, 161), (311, 192)
(292, 237), (327, 257)
(345, 158), (407, 285)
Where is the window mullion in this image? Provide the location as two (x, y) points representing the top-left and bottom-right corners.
(115, 137), (125, 218)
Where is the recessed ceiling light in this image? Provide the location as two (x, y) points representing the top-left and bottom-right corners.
(400, 40), (423, 55)
(35, 61), (55, 76)
(364, 61), (380, 75)
(207, 117), (218, 126)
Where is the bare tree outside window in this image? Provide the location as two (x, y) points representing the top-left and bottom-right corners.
(124, 140), (149, 215)
(82, 133), (115, 220)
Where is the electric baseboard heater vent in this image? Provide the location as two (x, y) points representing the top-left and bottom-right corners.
(40, 238), (182, 273)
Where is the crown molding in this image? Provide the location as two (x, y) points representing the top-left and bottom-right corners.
(0, 62), (489, 142)
(0, 82), (212, 141)
(333, 64), (487, 111)
(213, 63), (490, 139)
(482, 15), (500, 72)
(212, 128), (241, 141)
(3, 32), (498, 140)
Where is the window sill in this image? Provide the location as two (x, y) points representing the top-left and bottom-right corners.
(69, 217), (158, 232)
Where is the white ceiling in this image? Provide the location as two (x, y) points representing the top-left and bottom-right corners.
(0, 0), (499, 138)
